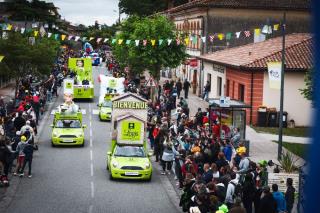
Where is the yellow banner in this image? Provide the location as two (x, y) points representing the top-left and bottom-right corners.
(61, 35), (66, 40)
(267, 62), (282, 90)
(34, 31), (39, 37)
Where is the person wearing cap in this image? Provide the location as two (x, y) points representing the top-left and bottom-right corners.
(14, 136), (27, 176)
(238, 149), (250, 174)
(258, 186), (277, 213)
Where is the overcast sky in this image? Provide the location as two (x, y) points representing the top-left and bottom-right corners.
(45, 0), (120, 26)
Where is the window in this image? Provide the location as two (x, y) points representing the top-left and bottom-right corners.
(232, 81), (235, 98)
(226, 79), (230, 96)
(207, 73), (211, 89)
(217, 77), (222, 96)
(238, 84), (245, 102)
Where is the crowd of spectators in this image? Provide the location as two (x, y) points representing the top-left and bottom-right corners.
(0, 47), (71, 186)
(146, 80), (296, 213)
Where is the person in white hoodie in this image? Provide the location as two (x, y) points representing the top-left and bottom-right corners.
(225, 172), (239, 208)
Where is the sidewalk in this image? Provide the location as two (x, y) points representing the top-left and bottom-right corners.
(259, 133), (311, 144)
(0, 82), (16, 102)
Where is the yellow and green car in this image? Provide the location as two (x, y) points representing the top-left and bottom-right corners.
(99, 100), (112, 121)
(107, 144), (152, 181)
(51, 112), (86, 147)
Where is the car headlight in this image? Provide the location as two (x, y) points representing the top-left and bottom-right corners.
(145, 162), (150, 169)
(52, 132), (58, 137)
(78, 133), (83, 138)
(112, 161), (119, 168)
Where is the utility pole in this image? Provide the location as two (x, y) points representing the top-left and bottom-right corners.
(277, 12), (286, 160)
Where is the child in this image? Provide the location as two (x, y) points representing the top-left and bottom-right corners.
(14, 136), (27, 176)
(20, 140), (34, 178)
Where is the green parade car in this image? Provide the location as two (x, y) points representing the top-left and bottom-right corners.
(51, 112), (86, 147)
(107, 145), (152, 181)
(99, 100), (112, 121)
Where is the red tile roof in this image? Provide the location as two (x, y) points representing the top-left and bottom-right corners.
(165, 0), (310, 14)
(198, 33), (313, 71)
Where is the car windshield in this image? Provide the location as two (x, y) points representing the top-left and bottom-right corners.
(102, 101), (112, 107)
(114, 146), (146, 157)
(55, 120), (81, 128)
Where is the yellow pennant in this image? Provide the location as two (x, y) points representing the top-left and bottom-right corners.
(274, 24), (280, 31)
(118, 39), (124, 45)
(6, 24), (13, 31)
(184, 37), (190, 45)
(151, 40), (156, 46)
(218, 33), (225, 40)
(34, 31), (39, 37)
(61, 34), (66, 40)
(89, 37), (94, 41)
(254, 28), (261, 36)
(0, 55), (4, 62)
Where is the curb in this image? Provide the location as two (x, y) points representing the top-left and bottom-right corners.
(0, 91), (60, 212)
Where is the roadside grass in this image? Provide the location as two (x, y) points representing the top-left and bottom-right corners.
(253, 126), (309, 137)
(272, 140), (309, 159)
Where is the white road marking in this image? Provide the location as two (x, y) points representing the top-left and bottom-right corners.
(91, 181), (95, 198)
(89, 103), (91, 112)
(90, 129), (92, 137)
(92, 109), (99, 115)
(90, 163), (94, 177)
(88, 205), (93, 213)
(90, 138), (93, 147)
(89, 121), (92, 127)
(90, 150), (93, 161)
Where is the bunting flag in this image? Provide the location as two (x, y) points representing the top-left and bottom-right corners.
(184, 37), (189, 45)
(159, 39), (163, 45)
(218, 33), (225, 41)
(118, 39), (123, 45)
(244, 31), (251, 37)
(192, 36), (197, 44)
(96, 38), (102, 43)
(167, 39), (172, 46)
(14, 26), (19, 32)
(39, 26), (46, 37)
(254, 29), (261, 36)
(0, 56), (4, 62)
(6, 24), (12, 31)
(103, 38), (109, 43)
(54, 34), (59, 40)
(34, 31), (39, 37)
(75, 36), (80, 41)
(209, 35), (214, 42)
(176, 39), (181, 45)
(82, 37), (87, 41)
(61, 34), (66, 41)
(111, 39), (116, 44)
(89, 37), (94, 41)
(68, 35), (73, 40)
(273, 24), (280, 31)
(135, 40), (140, 46)
(226, 33), (232, 40)
(201, 36), (206, 43)
(151, 39), (156, 46)
(235, 32), (241, 38)
(262, 25), (272, 34)
(48, 32), (52, 38)
(143, 40), (147, 46)
(126, 40), (131, 45)
(20, 28), (25, 34)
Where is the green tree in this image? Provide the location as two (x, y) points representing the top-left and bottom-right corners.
(300, 69), (314, 102)
(0, 32), (59, 96)
(112, 15), (187, 80)
(119, 0), (166, 17)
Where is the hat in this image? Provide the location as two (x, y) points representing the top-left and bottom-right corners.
(16, 131), (21, 136)
(258, 160), (268, 167)
(236, 146), (246, 155)
(21, 136), (27, 142)
(26, 120), (31, 125)
(190, 207), (201, 213)
(218, 204), (228, 213)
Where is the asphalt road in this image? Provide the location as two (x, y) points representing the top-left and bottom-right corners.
(5, 65), (180, 213)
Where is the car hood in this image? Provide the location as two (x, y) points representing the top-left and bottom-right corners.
(111, 156), (149, 167)
(53, 128), (83, 136)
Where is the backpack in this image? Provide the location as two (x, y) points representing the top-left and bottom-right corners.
(230, 182), (243, 200)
